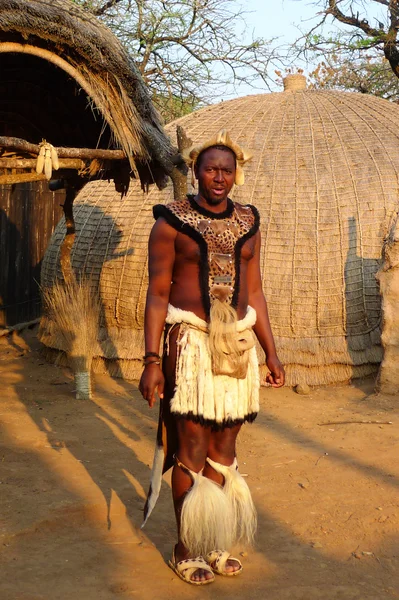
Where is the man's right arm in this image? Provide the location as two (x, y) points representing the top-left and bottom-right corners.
(139, 218), (177, 407)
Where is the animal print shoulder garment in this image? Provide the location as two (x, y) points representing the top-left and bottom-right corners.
(153, 195), (260, 315)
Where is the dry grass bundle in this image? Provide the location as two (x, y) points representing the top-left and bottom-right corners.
(41, 279), (101, 399)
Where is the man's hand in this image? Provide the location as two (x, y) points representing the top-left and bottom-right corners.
(139, 364), (165, 408)
(265, 355), (285, 388)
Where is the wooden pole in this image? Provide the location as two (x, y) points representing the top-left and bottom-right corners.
(0, 136), (126, 160)
(59, 183), (80, 285)
(170, 125), (190, 201)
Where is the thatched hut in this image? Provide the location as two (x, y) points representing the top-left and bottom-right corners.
(375, 214), (399, 394)
(0, 0), (179, 327)
(0, 0), (177, 187)
(40, 75), (399, 387)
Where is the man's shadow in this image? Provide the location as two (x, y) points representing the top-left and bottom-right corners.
(13, 359), (174, 550)
(38, 202), (177, 544)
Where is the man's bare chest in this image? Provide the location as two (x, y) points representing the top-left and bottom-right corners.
(174, 230), (256, 263)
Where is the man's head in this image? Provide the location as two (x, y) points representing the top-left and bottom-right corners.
(183, 129), (252, 189)
(194, 146), (236, 206)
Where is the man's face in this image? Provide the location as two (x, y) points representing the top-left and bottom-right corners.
(195, 147), (236, 206)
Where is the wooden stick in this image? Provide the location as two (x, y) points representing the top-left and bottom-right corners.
(0, 136), (126, 160)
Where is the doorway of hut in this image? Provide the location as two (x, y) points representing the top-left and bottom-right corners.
(0, 181), (65, 327)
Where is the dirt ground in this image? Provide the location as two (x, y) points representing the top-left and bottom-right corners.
(0, 327), (398, 600)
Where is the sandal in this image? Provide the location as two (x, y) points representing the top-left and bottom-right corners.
(205, 549), (243, 577)
(169, 548), (215, 585)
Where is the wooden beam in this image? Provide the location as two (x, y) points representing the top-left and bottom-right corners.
(0, 158), (85, 169)
(0, 136), (127, 160)
(0, 172), (48, 184)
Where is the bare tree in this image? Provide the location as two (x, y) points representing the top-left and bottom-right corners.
(74, 0), (277, 121)
(292, 0), (399, 83)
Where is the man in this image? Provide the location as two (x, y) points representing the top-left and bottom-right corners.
(139, 130), (284, 585)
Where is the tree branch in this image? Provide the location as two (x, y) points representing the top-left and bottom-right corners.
(91, 0), (125, 16)
(327, 0), (383, 37)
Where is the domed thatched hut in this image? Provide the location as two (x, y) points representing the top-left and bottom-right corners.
(40, 76), (399, 387)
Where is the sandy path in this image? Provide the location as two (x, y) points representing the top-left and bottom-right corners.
(0, 329), (398, 599)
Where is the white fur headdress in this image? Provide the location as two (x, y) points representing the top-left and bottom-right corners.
(183, 129), (252, 186)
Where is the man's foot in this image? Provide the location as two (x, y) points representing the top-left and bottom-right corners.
(169, 545), (215, 585)
(205, 550), (243, 576)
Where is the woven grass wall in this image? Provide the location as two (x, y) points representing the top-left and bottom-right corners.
(40, 83), (399, 386)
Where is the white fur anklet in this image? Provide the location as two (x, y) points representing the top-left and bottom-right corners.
(206, 457), (257, 547)
(176, 456), (234, 556)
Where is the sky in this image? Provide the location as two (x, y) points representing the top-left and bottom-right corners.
(245, 0), (386, 49)
(218, 0), (323, 99)
(244, 0), (318, 45)
(224, 0), (386, 99)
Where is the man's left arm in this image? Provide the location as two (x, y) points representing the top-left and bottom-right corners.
(247, 230), (285, 387)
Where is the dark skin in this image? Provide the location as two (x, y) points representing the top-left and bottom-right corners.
(139, 147), (285, 582)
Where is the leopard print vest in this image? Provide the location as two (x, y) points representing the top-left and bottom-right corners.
(153, 195), (260, 316)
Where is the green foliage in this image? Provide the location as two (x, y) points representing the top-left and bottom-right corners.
(310, 34), (322, 45)
(354, 36), (383, 49)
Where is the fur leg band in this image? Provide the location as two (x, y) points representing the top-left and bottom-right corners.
(175, 456), (235, 556)
(206, 457), (257, 547)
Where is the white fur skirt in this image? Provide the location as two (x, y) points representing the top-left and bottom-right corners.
(165, 304), (260, 427)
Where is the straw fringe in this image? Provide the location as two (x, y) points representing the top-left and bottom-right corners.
(39, 318), (146, 360)
(40, 318), (381, 365)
